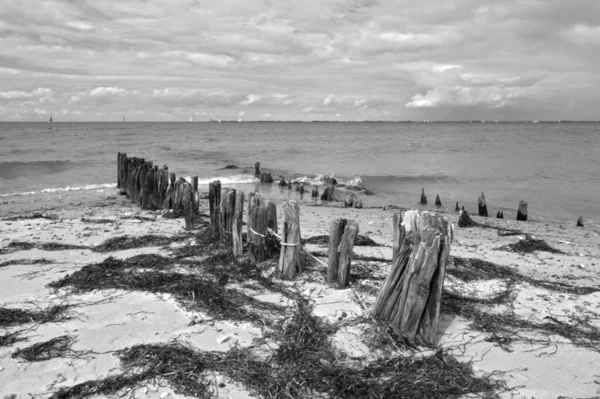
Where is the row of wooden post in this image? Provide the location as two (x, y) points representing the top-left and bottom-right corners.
(117, 152), (198, 230)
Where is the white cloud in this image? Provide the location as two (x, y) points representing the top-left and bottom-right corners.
(0, 87), (54, 100)
(406, 86), (522, 109)
(90, 87), (126, 97)
(67, 21), (93, 30)
(563, 24), (600, 46)
(162, 51), (237, 69)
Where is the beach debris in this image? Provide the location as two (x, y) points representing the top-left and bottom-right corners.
(496, 210), (504, 219)
(320, 184), (335, 201)
(435, 194), (442, 207)
(209, 180), (222, 240)
(254, 161), (261, 177)
(375, 210), (452, 345)
(496, 234), (564, 254)
(0, 305), (70, 327)
(278, 200), (301, 279)
(344, 193), (357, 208)
(517, 200), (528, 221)
(458, 210), (476, 228)
(12, 335), (76, 362)
(419, 188), (427, 205)
(577, 215), (584, 227)
(478, 191), (488, 217)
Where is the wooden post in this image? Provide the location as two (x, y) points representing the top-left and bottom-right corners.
(517, 200), (528, 221)
(247, 192), (260, 242)
(220, 188), (236, 244)
(192, 176), (199, 214)
(344, 193), (357, 208)
(435, 195), (442, 207)
(353, 199), (363, 209)
(455, 202), (459, 212)
(254, 162), (261, 177)
(260, 172), (273, 183)
(249, 204), (268, 264)
(392, 211), (402, 262)
(458, 209), (476, 227)
(374, 210), (452, 345)
(496, 211), (504, 219)
(233, 191), (245, 257)
(209, 180), (222, 239)
(279, 177), (287, 186)
(321, 184), (335, 201)
(119, 154), (128, 195)
(478, 192), (488, 217)
(311, 186), (319, 198)
(117, 152), (122, 189)
(167, 172), (176, 209)
(420, 188), (427, 205)
(266, 200), (277, 234)
(278, 200), (301, 279)
(296, 184), (304, 194)
(327, 219), (347, 283)
(338, 221), (359, 288)
(183, 182), (195, 230)
(577, 215), (584, 227)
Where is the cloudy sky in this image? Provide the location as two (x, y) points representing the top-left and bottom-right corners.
(0, 0), (599, 121)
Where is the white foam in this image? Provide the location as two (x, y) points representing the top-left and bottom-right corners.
(0, 183), (116, 197)
(183, 174), (260, 186)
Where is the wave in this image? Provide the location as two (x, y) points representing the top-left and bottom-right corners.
(182, 174), (260, 186)
(293, 174), (364, 187)
(0, 183), (116, 198)
(0, 160), (73, 180)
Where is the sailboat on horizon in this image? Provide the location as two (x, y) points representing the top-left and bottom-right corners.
(49, 117), (52, 122)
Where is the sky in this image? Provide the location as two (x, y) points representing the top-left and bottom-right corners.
(0, 0), (599, 121)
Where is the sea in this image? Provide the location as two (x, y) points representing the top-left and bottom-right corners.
(1, 122), (598, 227)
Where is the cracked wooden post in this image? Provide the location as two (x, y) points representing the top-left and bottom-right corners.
(321, 184), (335, 201)
(209, 180), (222, 240)
(327, 219), (347, 283)
(338, 221), (359, 288)
(233, 190), (245, 257)
(278, 200), (301, 279)
(392, 211), (402, 262)
(167, 172), (176, 209)
(266, 200), (278, 234)
(247, 192), (260, 242)
(517, 200), (528, 221)
(478, 192), (488, 217)
(192, 176), (199, 214)
(220, 188), (236, 244)
(183, 181), (195, 231)
(117, 152), (122, 190)
(420, 188), (427, 205)
(435, 194), (442, 207)
(249, 202), (268, 264)
(119, 153), (128, 195)
(374, 210), (452, 345)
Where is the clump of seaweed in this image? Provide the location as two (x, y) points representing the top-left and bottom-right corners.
(0, 331), (27, 347)
(0, 241), (87, 254)
(81, 218), (115, 224)
(92, 234), (192, 253)
(48, 255), (284, 324)
(0, 305), (70, 327)
(496, 235), (564, 254)
(0, 258), (54, 268)
(12, 335), (76, 362)
(2, 212), (58, 221)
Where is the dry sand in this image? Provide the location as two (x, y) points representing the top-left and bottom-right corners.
(1, 187), (599, 399)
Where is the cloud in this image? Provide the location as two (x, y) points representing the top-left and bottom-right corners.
(562, 24), (600, 46)
(406, 85), (522, 109)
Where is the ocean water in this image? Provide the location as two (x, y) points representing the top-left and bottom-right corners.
(1, 122), (598, 227)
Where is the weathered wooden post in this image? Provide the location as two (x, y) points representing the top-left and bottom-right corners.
(219, 188), (236, 244)
(354, 198), (363, 208)
(209, 180), (222, 239)
(260, 172), (273, 183)
(247, 192), (260, 242)
(119, 154), (128, 195)
(455, 202), (459, 212)
(249, 203), (268, 263)
(192, 176), (199, 213)
(167, 172), (175, 209)
(374, 210), (452, 345)
(435, 195), (442, 207)
(344, 193), (357, 208)
(577, 215), (584, 227)
(517, 200), (528, 221)
(338, 221), (359, 288)
(311, 186), (319, 198)
(279, 177), (287, 187)
(278, 200), (301, 279)
(183, 182), (195, 230)
(420, 188), (427, 205)
(327, 219), (347, 283)
(233, 191), (245, 257)
(478, 192), (488, 217)
(392, 211), (402, 261)
(496, 211), (504, 219)
(321, 184), (335, 201)
(266, 200), (277, 233)
(254, 162), (261, 177)
(117, 153), (122, 189)
(458, 209), (476, 227)
(142, 162), (153, 209)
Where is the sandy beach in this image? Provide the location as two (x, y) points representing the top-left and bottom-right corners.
(1, 186), (600, 399)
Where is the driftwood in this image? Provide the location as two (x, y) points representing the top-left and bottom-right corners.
(435, 195), (442, 207)
(219, 188), (236, 244)
(577, 215), (584, 227)
(321, 185), (335, 201)
(209, 181), (222, 239)
(478, 192), (488, 217)
(233, 191), (245, 257)
(278, 200), (301, 279)
(338, 221), (359, 288)
(327, 219), (347, 283)
(517, 200), (528, 221)
(458, 210), (476, 227)
(344, 193), (357, 208)
(420, 188), (427, 205)
(374, 210), (452, 345)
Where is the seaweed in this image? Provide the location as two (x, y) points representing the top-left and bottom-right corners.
(0, 241), (87, 254)
(2, 212), (58, 221)
(0, 305), (70, 327)
(0, 331), (27, 347)
(0, 258), (54, 268)
(496, 235), (564, 254)
(52, 299), (506, 399)
(92, 234), (192, 253)
(48, 255), (284, 324)
(12, 335), (76, 362)
(81, 218), (116, 224)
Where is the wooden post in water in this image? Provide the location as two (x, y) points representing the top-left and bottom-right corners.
(344, 193), (357, 208)
(420, 188), (427, 205)
(209, 180), (222, 239)
(478, 192), (488, 217)
(219, 188), (236, 244)
(278, 200), (301, 279)
(354, 199), (363, 209)
(327, 219), (347, 283)
(435, 195), (442, 207)
(496, 211), (504, 219)
(517, 200), (528, 221)
(338, 221), (359, 288)
(233, 191), (245, 257)
(374, 210), (452, 345)
(455, 202), (460, 212)
(254, 162), (261, 177)
(311, 186), (319, 198)
(577, 215), (584, 227)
